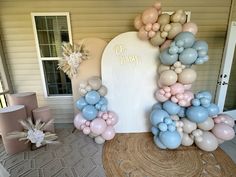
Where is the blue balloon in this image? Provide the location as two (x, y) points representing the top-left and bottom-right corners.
(174, 32), (196, 48)
(192, 40), (208, 51)
(179, 48), (198, 65)
(152, 103), (162, 111)
(158, 122), (168, 131)
(186, 106), (208, 123)
(164, 117), (173, 125)
(151, 126), (159, 135)
(196, 91), (212, 101)
(154, 136), (167, 149)
(159, 131), (181, 149)
(76, 97), (87, 110)
(99, 97), (108, 105)
(100, 105), (107, 112)
(85, 91), (100, 105)
(150, 109), (169, 126)
(200, 97), (210, 107)
(207, 103), (219, 117)
(191, 98), (200, 106)
(160, 48), (178, 65)
(178, 107), (186, 117)
(163, 101), (181, 115)
(82, 105), (98, 120)
(169, 46), (179, 55)
(168, 125), (176, 132)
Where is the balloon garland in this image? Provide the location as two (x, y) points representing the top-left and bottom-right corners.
(74, 76), (118, 144)
(134, 1), (235, 151)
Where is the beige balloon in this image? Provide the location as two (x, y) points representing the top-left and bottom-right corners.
(167, 23), (182, 39)
(150, 31), (166, 46)
(197, 117), (214, 131)
(159, 70), (177, 86)
(195, 131), (218, 152)
(158, 14), (170, 26)
(95, 136), (106, 144)
(178, 68), (197, 84)
(88, 76), (102, 90)
(182, 118), (197, 133)
(98, 86), (108, 96)
(217, 138), (225, 144)
(181, 133), (194, 146)
(89, 132), (98, 138)
(158, 64), (170, 74)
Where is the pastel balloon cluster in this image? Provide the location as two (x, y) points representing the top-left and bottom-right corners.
(151, 105), (182, 149)
(134, 1), (199, 49)
(160, 32), (209, 65)
(140, 2), (236, 151)
(74, 76), (118, 144)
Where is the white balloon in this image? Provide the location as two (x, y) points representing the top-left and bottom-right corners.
(182, 118), (197, 134)
(197, 117), (214, 131)
(195, 131), (218, 152)
(181, 133), (194, 146)
(95, 136), (105, 144)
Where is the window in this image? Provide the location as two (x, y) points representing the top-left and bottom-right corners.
(32, 13), (72, 97)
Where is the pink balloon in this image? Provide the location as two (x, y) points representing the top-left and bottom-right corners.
(163, 86), (171, 92)
(138, 27), (149, 40)
(85, 121), (90, 126)
(214, 117), (221, 124)
(212, 123), (235, 141)
(108, 111), (119, 125)
(183, 22), (198, 35)
(171, 96), (178, 103)
(179, 100), (187, 107)
(152, 23), (160, 31)
(217, 114), (235, 127)
(183, 84), (192, 90)
(170, 83), (185, 95)
(80, 124), (86, 130)
(183, 91), (194, 105)
(165, 92), (171, 98)
(145, 23), (152, 31)
(134, 15), (143, 30)
(106, 119), (112, 125)
(155, 90), (169, 102)
(90, 118), (107, 135)
(74, 113), (86, 130)
(102, 113), (109, 120)
(83, 127), (91, 135)
(148, 30), (156, 38)
(142, 7), (158, 24)
(102, 126), (116, 140)
(160, 40), (172, 51)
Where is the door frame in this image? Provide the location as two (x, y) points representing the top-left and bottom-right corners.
(215, 21), (236, 118)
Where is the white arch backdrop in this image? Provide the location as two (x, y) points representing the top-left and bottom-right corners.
(102, 32), (160, 133)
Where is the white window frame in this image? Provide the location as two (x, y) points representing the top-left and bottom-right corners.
(31, 12), (73, 98)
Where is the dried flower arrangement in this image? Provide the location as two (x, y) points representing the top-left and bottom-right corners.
(7, 119), (59, 148)
(58, 42), (89, 78)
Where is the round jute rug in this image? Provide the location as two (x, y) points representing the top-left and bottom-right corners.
(103, 133), (236, 177)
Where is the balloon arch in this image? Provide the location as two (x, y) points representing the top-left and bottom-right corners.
(133, 1), (235, 151)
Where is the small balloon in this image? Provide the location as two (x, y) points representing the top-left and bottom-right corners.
(95, 136), (106, 144)
(102, 126), (116, 140)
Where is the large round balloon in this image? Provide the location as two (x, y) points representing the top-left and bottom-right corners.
(85, 91), (101, 105)
(197, 117), (214, 131)
(182, 22), (198, 35)
(195, 131), (218, 152)
(76, 97), (87, 110)
(90, 118), (107, 135)
(142, 7), (158, 24)
(159, 70), (178, 86)
(178, 68), (197, 85)
(150, 109), (169, 126)
(212, 123), (235, 141)
(179, 48), (198, 65)
(102, 126), (115, 140)
(154, 136), (167, 149)
(206, 103), (219, 117)
(174, 32), (196, 48)
(82, 105), (98, 120)
(163, 101), (181, 115)
(186, 106), (208, 123)
(159, 131), (181, 149)
(74, 113), (86, 130)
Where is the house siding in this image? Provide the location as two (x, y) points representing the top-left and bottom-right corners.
(0, 0), (233, 123)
